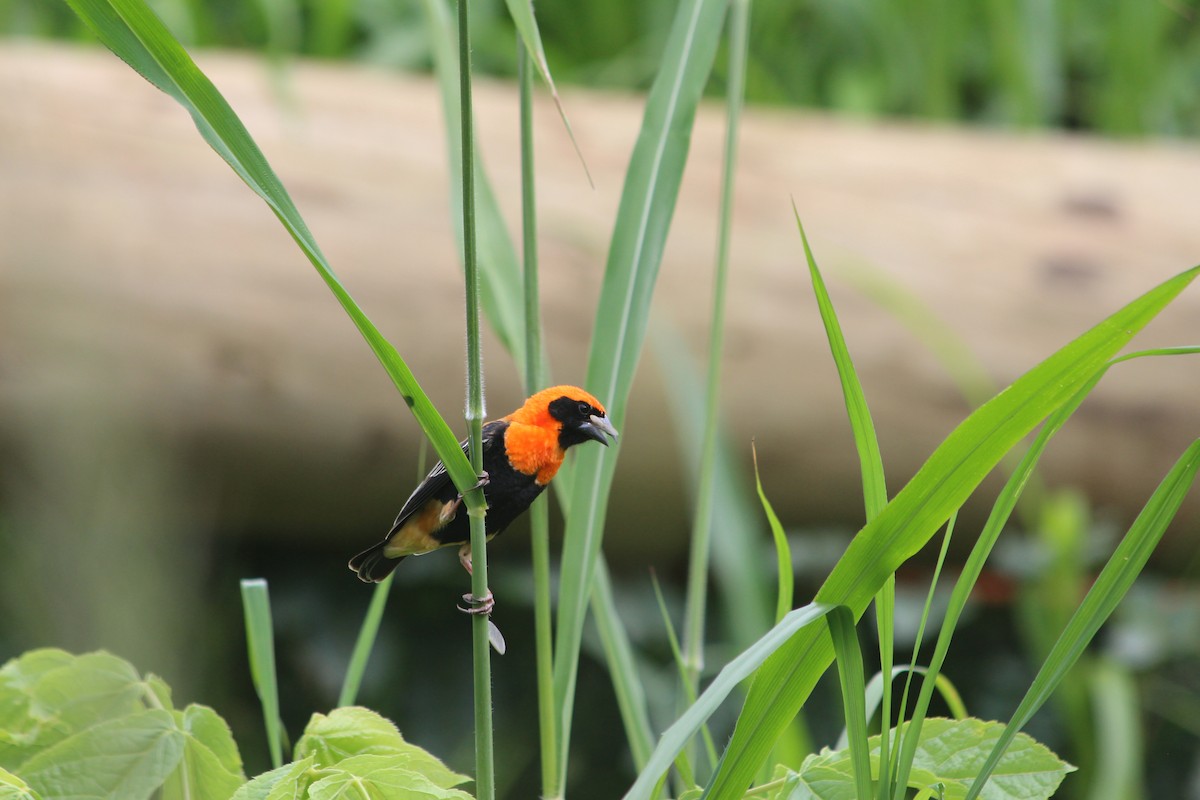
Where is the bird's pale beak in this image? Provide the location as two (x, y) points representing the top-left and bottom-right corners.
(581, 414), (619, 446)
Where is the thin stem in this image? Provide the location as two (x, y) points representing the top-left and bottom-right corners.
(457, 1), (494, 798)
(681, 0), (750, 696)
(338, 574), (394, 707)
(518, 38), (560, 800)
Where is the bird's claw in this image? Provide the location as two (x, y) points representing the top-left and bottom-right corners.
(471, 470), (490, 491)
(458, 590), (495, 616)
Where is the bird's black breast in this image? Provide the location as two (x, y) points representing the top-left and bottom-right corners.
(428, 420), (546, 547)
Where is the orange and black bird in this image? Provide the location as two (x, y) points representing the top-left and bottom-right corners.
(348, 385), (617, 610)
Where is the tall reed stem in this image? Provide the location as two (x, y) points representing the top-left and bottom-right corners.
(456, 1), (494, 798)
(517, 39), (560, 800)
(681, 0), (750, 699)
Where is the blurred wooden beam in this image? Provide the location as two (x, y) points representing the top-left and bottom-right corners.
(2, 42), (1199, 562)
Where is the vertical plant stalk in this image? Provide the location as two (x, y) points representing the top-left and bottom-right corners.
(681, 0), (751, 699)
(338, 574), (394, 707)
(517, 38), (560, 800)
(456, 1), (494, 798)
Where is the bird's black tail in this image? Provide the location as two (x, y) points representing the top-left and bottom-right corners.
(348, 541), (405, 583)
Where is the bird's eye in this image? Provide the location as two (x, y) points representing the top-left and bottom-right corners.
(577, 402), (590, 416)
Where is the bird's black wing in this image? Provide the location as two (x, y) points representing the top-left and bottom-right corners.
(387, 420), (506, 534)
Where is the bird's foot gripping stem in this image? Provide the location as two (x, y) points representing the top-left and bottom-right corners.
(458, 590), (506, 654)
(458, 590), (494, 616)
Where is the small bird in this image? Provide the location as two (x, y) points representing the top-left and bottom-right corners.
(349, 385), (617, 614)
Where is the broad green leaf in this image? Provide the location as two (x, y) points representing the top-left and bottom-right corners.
(231, 756), (316, 800)
(161, 704), (246, 800)
(552, 0), (733, 788)
(64, 0), (475, 495)
(703, 265), (1199, 798)
(0, 650), (75, 764)
(307, 756), (473, 800)
(295, 708), (469, 789)
(782, 719), (1072, 800)
(0, 768), (41, 800)
(0, 650), (144, 769)
(19, 709), (185, 800)
(144, 674), (175, 711)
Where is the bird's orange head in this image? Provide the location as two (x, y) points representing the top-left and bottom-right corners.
(503, 385), (618, 483)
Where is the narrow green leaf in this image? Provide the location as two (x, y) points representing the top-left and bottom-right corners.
(1086, 659), (1143, 800)
(63, 0), (476, 494)
(801, 208), (895, 799)
(891, 376), (1098, 800)
(654, 327), (774, 649)
(705, 265), (1199, 798)
(752, 445), (793, 626)
(553, 0), (734, 791)
(827, 608), (871, 800)
(589, 561), (657, 772)
(420, 0), (530, 379)
(19, 709), (185, 800)
(622, 603), (835, 800)
(501, 0), (591, 186)
(798, 212), (886, 519)
(966, 437), (1200, 800)
(338, 576), (394, 709)
(240, 579), (283, 769)
(844, 668), (967, 751)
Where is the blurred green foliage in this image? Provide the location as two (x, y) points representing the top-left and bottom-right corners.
(4, 0), (1200, 136)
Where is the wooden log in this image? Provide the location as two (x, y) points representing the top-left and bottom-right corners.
(2, 42), (1198, 563)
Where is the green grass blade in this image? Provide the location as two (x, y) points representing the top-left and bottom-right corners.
(649, 576), (698, 788)
(240, 579), (283, 769)
(1086, 658), (1144, 800)
(453, 1), (496, 797)
(551, 0), (732, 791)
(502, 0), (592, 186)
(844, 666), (967, 750)
(64, 0), (477, 496)
(420, 0), (530, 380)
(797, 210), (891, 800)
(337, 575), (393, 708)
(681, 0), (751, 699)
(965, 438), (1200, 800)
(654, 327), (774, 648)
(704, 264), (1200, 799)
(517, 37), (560, 800)
(650, 573), (719, 776)
(752, 445), (793, 626)
(891, 347), (1197, 798)
(889, 373), (1094, 799)
(828, 607), (872, 800)
(591, 559), (657, 773)
(623, 603), (836, 800)
(798, 214), (886, 520)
